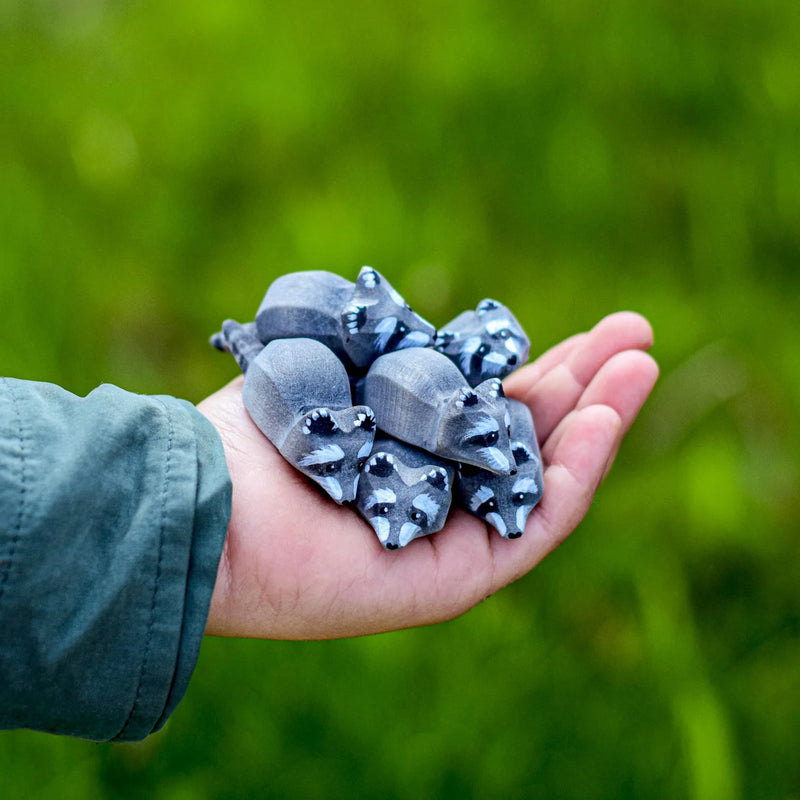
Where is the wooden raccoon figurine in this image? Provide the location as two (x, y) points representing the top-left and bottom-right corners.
(435, 299), (530, 387)
(254, 266), (436, 369)
(457, 399), (543, 539)
(212, 321), (376, 504)
(355, 436), (455, 550)
(362, 348), (515, 474)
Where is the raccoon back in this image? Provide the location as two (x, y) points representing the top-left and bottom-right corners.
(255, 271), (353, 360)
(243, 338), (353, 449)
(363, 348), (467, 452)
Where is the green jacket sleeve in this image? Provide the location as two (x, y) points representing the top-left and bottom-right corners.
(0, 378), (232, 742)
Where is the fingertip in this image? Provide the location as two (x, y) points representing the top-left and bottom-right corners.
(594, 311), (654, 350)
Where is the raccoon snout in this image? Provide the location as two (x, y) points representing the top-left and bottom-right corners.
(507, 531), (523, 539)
(507, 355), (518, 366)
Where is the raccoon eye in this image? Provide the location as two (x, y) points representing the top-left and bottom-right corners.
(398, 323), (408, 334)
(357, 458), (368, 472)
(513, 491), (537, 506)
(324, 463), (340, 474)
(478, 344), (490, 355)
(498, 329), (511, 340)
(475, 497), (498, 516)
(464, 431), (500, 449)
(410, 509), (427, 526)
(379, 504), (391, 516)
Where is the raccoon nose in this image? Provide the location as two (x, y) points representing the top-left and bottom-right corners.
(507, 355), (517, 366)
(510, 468), (517, 476)
(507, 531), (523, 539)
(386, 543), (399, 550)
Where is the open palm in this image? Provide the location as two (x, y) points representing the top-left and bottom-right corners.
(199, 312), (658, 640)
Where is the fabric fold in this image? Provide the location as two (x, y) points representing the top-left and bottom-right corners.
(0, 379), (231, 742)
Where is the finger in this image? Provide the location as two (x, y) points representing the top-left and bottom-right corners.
(507, 312), (654, 442)
(503, 332), (586, 392)
(488, 403), (622, 589)
(541, 349), (659, 464)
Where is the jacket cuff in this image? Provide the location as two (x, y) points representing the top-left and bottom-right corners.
(114, 396), (232, 742)
(0, 380), (231, 742)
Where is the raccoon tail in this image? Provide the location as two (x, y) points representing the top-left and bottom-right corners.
(210, 319), (263, 374)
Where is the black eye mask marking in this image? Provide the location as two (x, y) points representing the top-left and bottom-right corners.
(512, 491), (539, 506)
(308, 460), (343, 477)
(475, 497), (498, 517)
(368, 501), (395, 517)
(409, 509), (427, 526)
(465, 431), (500, 448)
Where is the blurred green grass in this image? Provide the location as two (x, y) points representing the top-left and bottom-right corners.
(1, 0), (798, 798)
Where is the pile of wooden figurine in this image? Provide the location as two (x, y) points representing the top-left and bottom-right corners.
(211, 267), (543, 550)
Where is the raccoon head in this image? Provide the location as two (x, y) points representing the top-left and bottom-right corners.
(341, 266), (436, 368)
(356, 451), (452, 549)
(457, 440), (543, 539)
(435, 299), (530, 387)
(282, 406), (376, 504)
(437, 379), (514, 474)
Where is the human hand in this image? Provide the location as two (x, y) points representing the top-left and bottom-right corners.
(199, 312), (658, 640)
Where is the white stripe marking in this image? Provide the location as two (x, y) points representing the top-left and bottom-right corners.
(299, 444), (345, 466)
(316, 476), (343, 502)
(412, 494), (440, 519)
(370, 516), (390, 543)
(478, 447), (509, 473)
(486, 512), (506, 536)
(485, 318), (511, 335)
(358, 440), (373, 459)
(368, 487), (397, 505)
(399, 522), (421, 547)
(513, 477), (538, 494)
(467, 416), (499, 437)
(516, 505), (531, 534)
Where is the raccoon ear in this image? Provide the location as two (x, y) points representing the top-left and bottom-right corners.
(434, 330), (457, 349)
(342, 303), (368, 334)
(455, 388), (479, 408)
(477, 298), (501, 314)
(511, 442), (534, 465)
(355, 266), (381, 291)
(421, 467), (449, 492)
(353, 409), (376, 432)
(475, 377), (504, 399)
(303, 408), (340, 436)
(363, 452), (397, 478)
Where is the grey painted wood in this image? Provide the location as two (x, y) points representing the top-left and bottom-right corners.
(355, 436), (455, 550)
(456, 398), (544, 539)
(256, 271), (353, 362)
(254, 266), (436, 369)
(363, 348), (514, 473)
(210, 319), (262, 373)
(435, 298), (531, 387)
(241, 338), (377, 504)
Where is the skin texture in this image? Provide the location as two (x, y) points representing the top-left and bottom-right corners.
(199, 311), (659, 640)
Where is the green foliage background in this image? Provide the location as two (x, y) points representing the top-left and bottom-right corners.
(1, 0), (798, 797)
